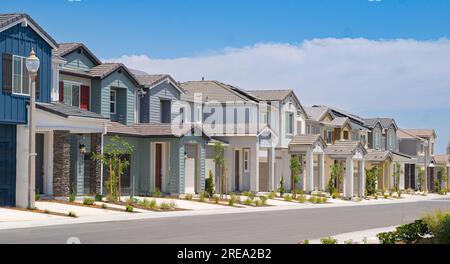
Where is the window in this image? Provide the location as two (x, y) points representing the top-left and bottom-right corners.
(306, 125), (311, 134)
(62, 82), (81, 107)
(361, 135), (366, 146)
(110, 90), (117, 114)
(327, 129), (333, 144)
(196, 106), (202, 124)
(12, 55), (29, 95)
(243, 149), (249, 172)
(286, 112), (294, 135)
(180, 107), (185, 124)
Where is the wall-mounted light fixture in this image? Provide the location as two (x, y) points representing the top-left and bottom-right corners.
(79, 144), (87, 154)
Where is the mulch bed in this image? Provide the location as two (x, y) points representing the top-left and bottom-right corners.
(42, 200), (137, 213)
(1, 206), (71, 218)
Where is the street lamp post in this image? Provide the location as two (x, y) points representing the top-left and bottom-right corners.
(26, 48), (40, 209)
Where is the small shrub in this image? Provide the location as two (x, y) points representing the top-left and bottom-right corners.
(140, 198), (158, 209)
(185, 193), (193, 200)
(125, 204), (134, 212)
(169, 201), (177, 209)
(320, 237), (338, 244)
(321, 197), (328, 203)
(159, 201), (173, 210)
(283, 194), (292, 202)
(205, 170), (215, 197)
(68, 211), (77, 217)
(301, 240), (310, 244)
(383, 194), (389, 199)
(434, 214), (450, 244)
(278, 177), (286, 197)
(95, 194), (103, 202)
(344, 239), (354, 244)
(308, 197), (319, 204)
(213, 195), (220, 204)
(152, 188), (162, 198)
(254, 199), (263, 207)
(268, 191), (277, 199)
(101, 203), (108, 209)
(297, 194), (306, 203)
(199, 191), (207, 203)
(377, 231), (397, 244)
(259, 196), (268, 205)
(83, 198), (95, 206)
(69, 193), (76, 203)
(228, 194), (239, 206)
(35, 192), (40, 201)
(244, 197), (253, 206)
(331, 192), (339, 199)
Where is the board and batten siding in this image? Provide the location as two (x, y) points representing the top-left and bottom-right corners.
(62, 51), (96, 71)
(143, 81), (181, 123)
(92, 69), (138, 125)
(0, 23), (52, 124)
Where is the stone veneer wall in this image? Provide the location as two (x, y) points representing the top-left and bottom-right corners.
(53, 130), (71, 196)
(90, 133), (102, 195)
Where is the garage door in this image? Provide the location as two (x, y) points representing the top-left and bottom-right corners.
(0, 125), (16, 206)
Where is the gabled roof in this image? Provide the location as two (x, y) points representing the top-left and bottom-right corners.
(365, 149), (392, 162)
(181, 81), (259, 103)
(364, 118), (397, 130)
(289, 134), (324, 146)
(434, 155), (450, 166)
(134, 74), (184, 93)
(397, 128), (425, 141)
(247, 89), (307, 116)
(304, 106), (332, 122)
(36, 102), (108, 120)
(403, 129), (437, 139)
(0, 13), (58, 49)
(325, 140), (367, 156)
(88, 63), (141, 87)
(54, 42), (102, 66)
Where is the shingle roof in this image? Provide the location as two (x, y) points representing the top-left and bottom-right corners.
(36, 103), (108, 120)
(305, 106), (330, 121)
(365, 149), (392, 162)
(247, 90), (292, 101)
(364, 118), (396, 129)
(397, 129), (424, 141)
(403, 129), (436, 139)
(330, 117), (349, 127)
(54, 43), (102, 65)
(0, 13), (58, 48)
(181, 81), (259, 103)
(289, 134), (323, 146)
(325, 140), (366, 156)
(88, 63), (141, 86)
(106, 122), (209, 138)
(135, 74), (168, 88)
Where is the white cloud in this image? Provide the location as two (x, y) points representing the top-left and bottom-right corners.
(106, 38), (450, 114)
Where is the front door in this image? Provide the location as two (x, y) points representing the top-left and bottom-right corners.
(234, 151), (240, 191)
(155, 143), (162, 190)
(0, 125), (16, 206)
(35, 134), (45, 194)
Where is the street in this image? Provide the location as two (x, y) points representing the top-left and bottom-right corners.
(1, 197), (449, 244)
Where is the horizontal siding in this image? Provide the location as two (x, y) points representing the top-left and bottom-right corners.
(62, 51), (96, 71)
(0, 23), (52, 124)
(148, 82), (180, 123)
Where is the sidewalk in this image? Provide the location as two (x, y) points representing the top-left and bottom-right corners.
(309, 226), (397, 244)
(0, 193), (448, 231)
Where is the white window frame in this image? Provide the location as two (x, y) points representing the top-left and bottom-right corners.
(62, 81), (82, 107)
(286, 112), (294, 135)
(327, 129), (333, 144)
(110, 90), (117, 114)
(243, 149), (249, 173)
(196, 106), (202, 124)
(12, 55), (29, 96)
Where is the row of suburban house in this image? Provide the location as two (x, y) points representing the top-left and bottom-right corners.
(0, 13), (449, 207)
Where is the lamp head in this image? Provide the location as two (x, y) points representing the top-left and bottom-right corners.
(26, 48), (40, 74)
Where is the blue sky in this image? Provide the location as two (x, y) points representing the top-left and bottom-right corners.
(3, 0), (450, 153)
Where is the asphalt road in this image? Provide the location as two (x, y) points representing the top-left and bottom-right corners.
(1, 197), (450, 244)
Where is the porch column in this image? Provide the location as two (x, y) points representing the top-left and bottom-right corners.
(359, 160), (365, 197)
(305, 149), (314, 193)
(250, 141), (259, 192)
(53, 130), (71, 197)
(90, 133), (102, 195)
(268, 147), (275, 191)
(318, 153), (325, 192)
(344, 156), (354, 199)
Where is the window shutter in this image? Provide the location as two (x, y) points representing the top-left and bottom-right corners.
(59, 81), (64, 102)
(80, 85), (90, 110)
(2, 53), (12, 93)
(35, 68), (40, 98)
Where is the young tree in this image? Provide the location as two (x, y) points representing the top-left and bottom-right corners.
(365, 166), (380, 196)
(328, 163), (344, 197)
(92, 136), (134, 202)
(214, 142), (226, 199)
(418, 167), (425, 192)
(290, 155), (303, 198)
(394, 163), (402, 197)
(205, 170), (215, 197)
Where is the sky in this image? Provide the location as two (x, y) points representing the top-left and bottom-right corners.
(3, 0), (450, 153)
